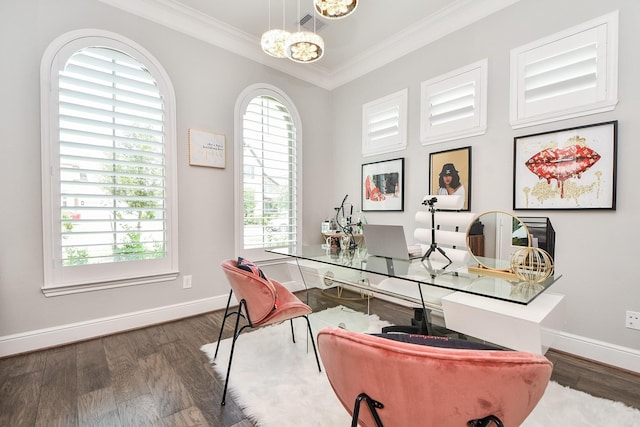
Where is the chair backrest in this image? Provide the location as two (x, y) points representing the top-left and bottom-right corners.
(221, 259), (277, 325)
(318, 327), (552, 427)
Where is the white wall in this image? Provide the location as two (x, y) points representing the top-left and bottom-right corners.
(0, 0), (332, 354)
(1, 0), (639, 372)
(329, 0), (640, 369)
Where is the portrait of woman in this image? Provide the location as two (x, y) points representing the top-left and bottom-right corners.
(429, 147), (471, 210)
(437, 163), (465, 198)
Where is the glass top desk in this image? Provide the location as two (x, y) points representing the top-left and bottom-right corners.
(269, 245), (564, 353)
(268, 245), (561, 306)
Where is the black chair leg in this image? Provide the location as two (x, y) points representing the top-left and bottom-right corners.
(290, 318), (296, 343)
(352, 393), (384, 427)
(221, 305), (242, 406)
(303, 315), (322, 372)
(214, 290), (234, 359)
(220, 301), (251, 406)
(217, 304), (321, 405)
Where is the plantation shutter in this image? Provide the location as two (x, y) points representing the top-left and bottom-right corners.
(523, 43), (599, 105)
(362, 89), (407, 156)
(514, 31), (603, 121)
(510, 11), (618, 128)
(242, 95), (297, 249)
(58, 46), (167, 266)
(367, 106), (400, 143)
(428, 82), (476, 126)
(420, 59), (487, 145)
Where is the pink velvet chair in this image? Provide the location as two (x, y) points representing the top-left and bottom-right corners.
(215, 259), (321, 405)
(318, 327), (553, 427)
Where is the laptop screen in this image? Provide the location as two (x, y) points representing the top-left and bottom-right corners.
(362, 224), (413, 260)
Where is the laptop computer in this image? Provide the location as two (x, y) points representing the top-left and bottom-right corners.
(362, 224), (421, 260)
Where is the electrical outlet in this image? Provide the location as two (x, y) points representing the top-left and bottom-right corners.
(626, 310), (640, 330)
(183, 275), (192, 289)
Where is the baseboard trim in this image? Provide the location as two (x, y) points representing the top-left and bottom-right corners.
(0, 295), (231, 358)
(549, 330), (640, 374)
(3, 287), (639, 374)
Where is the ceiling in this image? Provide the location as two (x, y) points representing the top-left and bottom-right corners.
(99, 0), (519, 89)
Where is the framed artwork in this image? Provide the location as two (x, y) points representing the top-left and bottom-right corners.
(362, 158), (404, 211)
(513, 121), (617, 210)
(189, 128), (226, 168)
(428, 146), (472, 210)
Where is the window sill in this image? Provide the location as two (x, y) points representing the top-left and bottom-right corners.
(41, 271), (180, 297)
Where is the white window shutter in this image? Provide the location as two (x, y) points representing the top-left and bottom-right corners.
(240, 93), (299, 256)
(41, 30), (178, 295)
(362, 89), (408, 157)
(510, 11), (618, 128)
(420, 59), (487, 145)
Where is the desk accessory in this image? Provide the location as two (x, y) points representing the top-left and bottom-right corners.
(334, 194), (363, 251)
(417, 194), (466, 267)
(510, 247), (554, 283)
(465, 211), (556, 283)
(421, 196), (450, 265)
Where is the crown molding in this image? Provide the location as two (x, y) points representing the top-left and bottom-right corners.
(327, 0), (520, 89)
(98, 0), (519, 90)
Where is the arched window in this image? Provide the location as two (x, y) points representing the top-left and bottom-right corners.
(235, 84), (302, 260)
(40, 30), (178, 295)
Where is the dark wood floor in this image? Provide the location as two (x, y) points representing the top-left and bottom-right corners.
(1, 288), (638, 426)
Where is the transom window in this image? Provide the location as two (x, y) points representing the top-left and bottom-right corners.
(420, 59), (488, 145)
(510, 11), (618, 128)
(362, 89), (408, 156)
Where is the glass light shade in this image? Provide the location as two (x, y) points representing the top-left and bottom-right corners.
(314, 0), (357, 19)
(286, 31), (324, 63)
(261, 29), (291, 58)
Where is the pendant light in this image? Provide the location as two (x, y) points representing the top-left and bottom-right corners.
(261, 0), (290, 58)
(314, 0), (357, 19)
(286, 0), (324, 63)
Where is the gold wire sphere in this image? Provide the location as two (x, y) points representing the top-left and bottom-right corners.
(510, 247), (554, 283)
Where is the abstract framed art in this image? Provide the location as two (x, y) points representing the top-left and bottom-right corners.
(428, 146), (472, 211)
(513, 121), (617, 210)
(362, 158), (404, 212)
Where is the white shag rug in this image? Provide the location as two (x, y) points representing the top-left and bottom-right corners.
(201, 306), (640, 427)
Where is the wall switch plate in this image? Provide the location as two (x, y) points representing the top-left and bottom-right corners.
(626, 310), (640, 330)
(183, 275), (192, 289)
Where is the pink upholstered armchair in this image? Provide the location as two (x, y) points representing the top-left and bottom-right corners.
(318, 327), (553, 427)
(215, 258), (321, 405)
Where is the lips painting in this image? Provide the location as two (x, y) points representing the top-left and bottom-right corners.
(525, 145), (601, 198)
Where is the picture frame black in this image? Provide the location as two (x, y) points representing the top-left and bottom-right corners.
(361, 158), (404, 212)
(513, 121), (617, 210)
(428, 146), (472, 211)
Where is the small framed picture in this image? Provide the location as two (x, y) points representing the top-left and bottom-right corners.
(189, 128), (226, 168)
(362, 158), (404, 212)
(429, 146), (472, 210)
(513, 121), (617, 210)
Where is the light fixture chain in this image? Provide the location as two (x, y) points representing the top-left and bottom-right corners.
(282, 0), (286, 31)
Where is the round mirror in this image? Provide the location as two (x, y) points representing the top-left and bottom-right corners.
(466, 211), (531, 271)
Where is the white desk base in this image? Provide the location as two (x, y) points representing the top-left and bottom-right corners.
(286, 259), (565, 354)
(441, 292), (566, 354)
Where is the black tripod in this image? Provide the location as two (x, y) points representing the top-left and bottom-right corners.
(421, 197), (452, 266)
